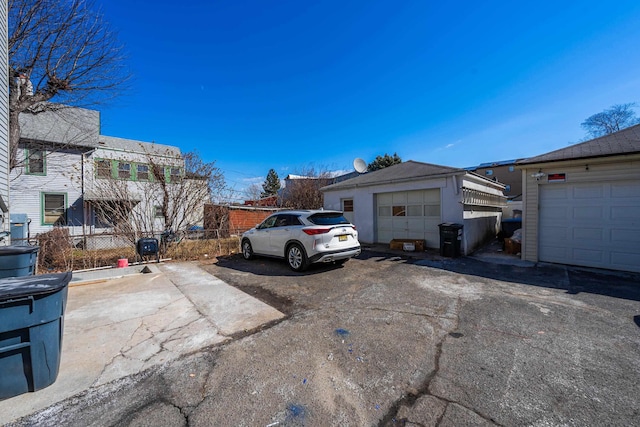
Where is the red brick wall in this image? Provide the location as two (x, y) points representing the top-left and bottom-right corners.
(229, 210), (273, 233)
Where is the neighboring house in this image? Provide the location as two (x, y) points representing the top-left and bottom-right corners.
(518, 125), (640, 273)
(322, 161), (506, 255)
(10, 107), (195, 246)
(466, 159), (523, 200)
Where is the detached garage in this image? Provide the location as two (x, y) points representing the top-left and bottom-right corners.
(519, 124), (640, 273)
(322, 161), (506, 255)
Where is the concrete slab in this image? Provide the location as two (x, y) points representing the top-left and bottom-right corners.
(0, 262), (284, 424)
(158, 262), (285, 335)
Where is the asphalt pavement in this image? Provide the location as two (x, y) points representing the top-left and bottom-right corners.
(2, 245), (640, 426)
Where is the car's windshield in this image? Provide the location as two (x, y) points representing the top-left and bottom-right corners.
(308, 212), (350, 226)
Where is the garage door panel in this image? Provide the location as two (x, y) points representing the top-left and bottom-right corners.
(611, 183), (640, 198)
(573, 248), (604, 263)
(611, 251), (640, 270)
(573, 207), (603, 220)
(611, 228), (640, 243)
(573, 185), (603, 199)
(573, 227), (603, 241)
(540, 226), (568, 240)
(539, 180), (640, 273)
(540, 186), (568, 200)
(611, 205), (640, 220)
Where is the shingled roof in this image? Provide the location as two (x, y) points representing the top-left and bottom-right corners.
(518, 123), (640, 165)
(321, 160), (465, 191)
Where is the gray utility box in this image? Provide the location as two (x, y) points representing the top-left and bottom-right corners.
(0, 246), (40, 278)
(0, 272), (72, 400)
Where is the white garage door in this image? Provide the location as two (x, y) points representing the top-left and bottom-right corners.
(376, 189), (441, 247)
(539, 180), (640, 272)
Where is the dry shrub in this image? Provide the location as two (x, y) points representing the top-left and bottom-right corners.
(163, 237), (240, 261)
(37, 228), (73, 272)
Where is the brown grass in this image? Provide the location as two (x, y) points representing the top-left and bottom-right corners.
(38, 237), (241, 273)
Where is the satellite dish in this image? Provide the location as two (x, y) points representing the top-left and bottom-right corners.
(353, 158), (367, 173)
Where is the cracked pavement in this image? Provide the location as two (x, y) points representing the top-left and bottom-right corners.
(4, 250), (640, 426)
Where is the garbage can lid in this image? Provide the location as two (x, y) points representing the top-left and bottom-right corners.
(0, 245), (40, 255)
(0, 271), (72, 301)
(438, 222), (463, 228)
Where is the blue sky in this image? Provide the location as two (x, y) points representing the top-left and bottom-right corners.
(98, 1), (640, 201)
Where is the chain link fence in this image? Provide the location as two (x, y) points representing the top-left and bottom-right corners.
(18, 227), (244, 273)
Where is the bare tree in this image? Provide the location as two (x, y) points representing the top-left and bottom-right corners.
(8, 0), (129, 168)
(91, 150), (226, 243)
(281, 167), (333, 209)
(244, 183), (263, 202)
(581, 103), (640, 138)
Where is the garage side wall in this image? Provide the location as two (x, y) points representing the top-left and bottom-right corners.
(521, 157), (640, 265)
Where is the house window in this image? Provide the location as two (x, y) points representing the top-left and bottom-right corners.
(42, 193), (66, 225)
(154, 205), (164, 218)
(485, 170), (493, 176)
(118, 162), (131, 179)
(137, 164), (150, 181)
(342, 199), (353, 212)
(26, 149), (45, 175)
(392, 206), (406, 216)
(508, 166), (515, 172)
(168, 167), (181, 183)
(96, 159), (112, 178)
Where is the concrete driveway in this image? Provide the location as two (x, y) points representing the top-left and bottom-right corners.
(4, 247), (640, 426)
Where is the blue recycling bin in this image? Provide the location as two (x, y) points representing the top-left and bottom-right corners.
(0, 245), (39, 278)
(0, 272), (72, 400)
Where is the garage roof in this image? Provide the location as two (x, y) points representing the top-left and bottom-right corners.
(321, 160), (465, 191)
(518, 123), (640, 165)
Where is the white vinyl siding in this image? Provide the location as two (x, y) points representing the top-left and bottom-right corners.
(0, 2), (9, 226)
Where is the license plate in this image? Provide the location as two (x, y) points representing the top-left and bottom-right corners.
(338, 235), (348, 242)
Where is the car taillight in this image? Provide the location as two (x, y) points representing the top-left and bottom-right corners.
(303, 228), (330, 235)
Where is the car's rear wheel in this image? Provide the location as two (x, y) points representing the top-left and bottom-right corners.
(242, 239), (254, 260)
(287, 243), (308, 272)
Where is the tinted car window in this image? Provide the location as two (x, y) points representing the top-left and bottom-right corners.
(259, 216), (278, 229)
(308, 212), (350, 225)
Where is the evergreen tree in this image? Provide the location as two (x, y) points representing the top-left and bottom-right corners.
(261, 169), (281, 198)
(367, 153), (402, 172)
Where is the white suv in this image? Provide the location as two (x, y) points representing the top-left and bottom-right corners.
(241, 210), (361, 271)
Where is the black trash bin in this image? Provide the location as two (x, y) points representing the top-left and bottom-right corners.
(0, 245), (39, 278)
(0, 271), (72, 400)
(438, 223), (463, 257)
(137, 238), (159, 263)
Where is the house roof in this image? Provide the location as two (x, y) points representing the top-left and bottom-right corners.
(321, 160), (465, 191)
(518, 124), (640, 165)
(98, 135), (182, 158)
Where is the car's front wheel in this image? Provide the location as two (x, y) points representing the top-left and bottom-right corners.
(242, 239), (254, 260)
(287, 243), (308, 272)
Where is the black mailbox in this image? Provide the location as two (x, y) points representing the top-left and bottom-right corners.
(137, 238), (159, 262)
